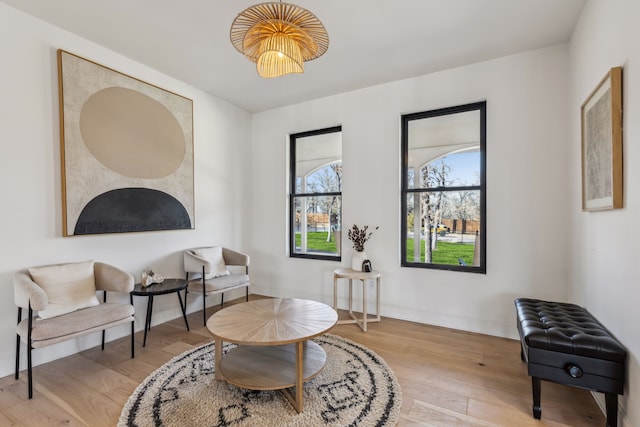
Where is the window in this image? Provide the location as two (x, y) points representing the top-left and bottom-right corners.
(401, 102), (486, 272)
(290, 126), (342, 260)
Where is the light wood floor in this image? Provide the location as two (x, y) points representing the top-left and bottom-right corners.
(0, 295), (605, 426)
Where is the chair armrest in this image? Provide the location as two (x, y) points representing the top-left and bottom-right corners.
(14, 269), (48, 311)
(94, 262), (134, 293)
(222, 247), (250, 267)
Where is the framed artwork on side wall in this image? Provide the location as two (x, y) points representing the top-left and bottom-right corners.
(581, 66), (623, 211)
(57, 50), (194, 236)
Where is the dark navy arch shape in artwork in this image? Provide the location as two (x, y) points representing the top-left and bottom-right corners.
(74, 188), (191, 235)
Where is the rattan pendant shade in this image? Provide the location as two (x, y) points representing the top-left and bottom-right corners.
(230, 2), (328, 78)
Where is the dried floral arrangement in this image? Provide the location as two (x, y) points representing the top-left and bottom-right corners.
(347, 224), (379, 252)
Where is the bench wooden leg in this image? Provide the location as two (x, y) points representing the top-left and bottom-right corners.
(605, 393), (618, 427)
(532, 376), (541, 419)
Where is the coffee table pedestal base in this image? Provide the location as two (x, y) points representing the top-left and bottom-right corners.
(214, 340), (326, 413)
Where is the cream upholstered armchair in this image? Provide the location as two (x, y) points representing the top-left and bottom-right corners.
(14, 260), (135, 399)
(184, 246), (250, 325)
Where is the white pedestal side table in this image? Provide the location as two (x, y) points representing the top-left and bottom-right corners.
(333, 268), (381, 332)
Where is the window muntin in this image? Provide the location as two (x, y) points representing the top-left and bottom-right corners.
(290, 126), (342, 260)
(401, 102), (486, 272)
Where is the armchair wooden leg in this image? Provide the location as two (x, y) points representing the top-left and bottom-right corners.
(202, 267), (207, 326)
(101, 291), (107, 350)
(27, 305), (33, 399)
(221, 293), (224, 307)
(15, 307), (22, 380)
(131, 320), (135, 359)
(202, 296), (207, 326)
(184, 272), (190, 324)
(15, 336), (20, 380)
(27, 346), (32, 399)
(246, 267), (250, 303)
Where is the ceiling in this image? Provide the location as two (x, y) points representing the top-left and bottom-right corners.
(1, 0), (586, 113)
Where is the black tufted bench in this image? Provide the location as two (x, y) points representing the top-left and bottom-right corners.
(515, 298), (626, 427)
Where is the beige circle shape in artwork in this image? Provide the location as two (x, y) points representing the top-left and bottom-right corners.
(80, 87), (185, 179)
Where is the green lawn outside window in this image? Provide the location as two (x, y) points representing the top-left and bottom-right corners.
(406, 238), (474, 265)
(295, 232), (474, 265)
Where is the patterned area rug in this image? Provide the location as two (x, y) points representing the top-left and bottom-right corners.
(119, 333), (401, 426)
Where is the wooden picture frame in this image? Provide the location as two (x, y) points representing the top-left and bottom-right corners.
(58, 50), (194, 235)
(581, 67), (623, 211)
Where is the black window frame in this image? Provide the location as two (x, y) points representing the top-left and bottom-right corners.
(400, 101), (486, 273)
(289, 125), (342, 261)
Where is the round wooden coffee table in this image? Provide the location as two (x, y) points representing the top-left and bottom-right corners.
(206, 298), (337, 413)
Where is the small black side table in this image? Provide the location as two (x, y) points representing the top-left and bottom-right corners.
(130, 278), (190, 347)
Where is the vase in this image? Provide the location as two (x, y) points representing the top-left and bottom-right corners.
(351, 251), (367, 271)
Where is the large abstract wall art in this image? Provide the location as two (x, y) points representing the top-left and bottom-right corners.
(57, 50), (194, 236)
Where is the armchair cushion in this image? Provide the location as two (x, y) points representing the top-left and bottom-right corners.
(190, 247), (230, 279)
(187, 273), (250, 294)
(17, 303), (134, 348)
(28, 260), (99, 319)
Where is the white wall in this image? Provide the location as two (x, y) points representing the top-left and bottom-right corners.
(250, 44), (572, 339)
(0, 3), (252, 377)
(569, 1), (640, 425)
